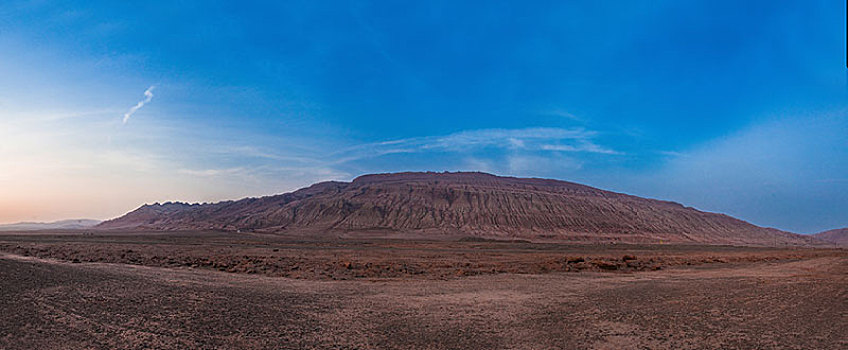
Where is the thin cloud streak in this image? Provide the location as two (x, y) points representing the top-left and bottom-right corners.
(207, 127), (620, 169)
(544, 109), (582, 121)
(122, 86), (155, 124)
(178, 167), (247, 177)
(330, 127), (620, 164)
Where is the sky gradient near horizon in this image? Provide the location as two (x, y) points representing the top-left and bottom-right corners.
(0, 1), (846, 233)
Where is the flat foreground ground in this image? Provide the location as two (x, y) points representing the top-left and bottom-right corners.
(0, 232), (846, 349)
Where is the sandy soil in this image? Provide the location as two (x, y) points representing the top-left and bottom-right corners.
(0, 232), (846, 349)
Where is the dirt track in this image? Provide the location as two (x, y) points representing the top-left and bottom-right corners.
(0, 232), (846, 349)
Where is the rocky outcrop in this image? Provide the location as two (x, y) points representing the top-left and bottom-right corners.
(98, 172), (822, 245)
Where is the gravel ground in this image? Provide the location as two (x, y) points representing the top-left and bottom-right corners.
(0, 233), (845, 349)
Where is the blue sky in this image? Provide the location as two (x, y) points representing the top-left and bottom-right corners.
(0, 1), (845, 233)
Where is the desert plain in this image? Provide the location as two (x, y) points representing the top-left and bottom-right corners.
(0, 231), (845, 349)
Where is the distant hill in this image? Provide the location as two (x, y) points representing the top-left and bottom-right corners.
(0, 219), (101, 231)
(99, 172), (823, 246)
(813, 228), (848, 246)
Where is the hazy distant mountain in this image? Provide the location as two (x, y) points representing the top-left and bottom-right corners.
(99, 172), (822, 246)
(0, 219), (101, 231)
(813, 228), (848, 246)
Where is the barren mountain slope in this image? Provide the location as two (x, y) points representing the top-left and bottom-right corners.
(98, 172), (818, 245)
(813, 228), (848, 245)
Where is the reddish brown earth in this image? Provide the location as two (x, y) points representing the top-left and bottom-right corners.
(814, 227), (848, 245)
(98, 172), (821, 246)
(0, 232), (842, 280)
(0, 232), (845, 349)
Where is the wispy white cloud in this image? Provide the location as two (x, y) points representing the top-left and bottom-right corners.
(539, 144), (581, 152)
(544, 109), (582, 121)
(178, 167), (247, 177)
(658, 150), (685, 157)
(178, 164), (350, 182)
(540, 142), (621, 155)
(217, 146), (321, 164)
(332, 127), (620, 163)
(122, 86), (155, 124)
